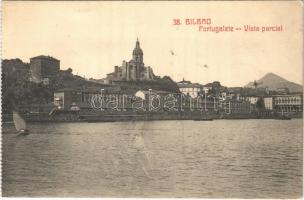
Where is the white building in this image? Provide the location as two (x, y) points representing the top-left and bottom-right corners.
(256, 94), (303, 113)
(177, 79), (203, 98)
(264, 97), (273, 110)
(273, 94), (302, 113)
(246, 96), (259, 105)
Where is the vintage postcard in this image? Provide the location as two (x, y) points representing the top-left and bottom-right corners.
(1, 1), (303, 198)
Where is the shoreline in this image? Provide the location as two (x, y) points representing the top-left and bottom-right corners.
(2, 111), (302, 124)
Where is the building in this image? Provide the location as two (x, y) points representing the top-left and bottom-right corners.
(276, 87), (290, 95)
(54, 86), (134, 111)
(245, 96), (259, 105)
(135, 90), (170, 100)
(102, 39), (155, 84)
(54, 88), (84, 110)
(202, 85), (212, 93)
(219, 99), (252, 114)
(251, 94), (303, 113)
(30, 55), (60, 84)
(264, 97), (273, 110)
(273, 94), (303, 113)
(226, 87), (243, 100)
(205, 81), (225, 93)
(177, 78), (203, 98)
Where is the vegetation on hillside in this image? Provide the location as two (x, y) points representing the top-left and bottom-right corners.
(112, 76), (180, 94)
(1, 60), (105, 113)
(1, 59), (180, 113)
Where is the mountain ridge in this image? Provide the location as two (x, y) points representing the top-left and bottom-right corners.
(245, 73), (302, 93)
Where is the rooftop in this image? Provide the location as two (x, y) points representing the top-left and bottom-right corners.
(177, 82), (203, 88)
(30, 55), (60, 62)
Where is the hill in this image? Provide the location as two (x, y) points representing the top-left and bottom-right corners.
(245, 73), (302, 93)
(1, 59), (108, 113)
(2, 58), (179, 113)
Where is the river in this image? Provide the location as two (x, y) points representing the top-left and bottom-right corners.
(2, 119), (302, 198)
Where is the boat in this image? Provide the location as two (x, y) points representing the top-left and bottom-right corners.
(194, 118), (213, 121)
(13, 111), (29, 135)
(274, 109), (291, 120)
(194, 115), (214, 121)
(275, 115), (291, 120)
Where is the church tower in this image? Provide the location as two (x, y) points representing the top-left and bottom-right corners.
(132, 38), (143, 63)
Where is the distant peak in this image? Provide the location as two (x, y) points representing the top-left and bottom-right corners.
(260, 72), (287, 82)
(264, 72), (278, 77)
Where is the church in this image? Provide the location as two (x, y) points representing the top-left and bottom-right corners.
(102, 39), (155, 84)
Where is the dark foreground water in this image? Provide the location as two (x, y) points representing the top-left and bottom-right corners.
(2, 119), (303, 198)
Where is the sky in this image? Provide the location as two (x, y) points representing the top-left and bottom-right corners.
(3, 1), (303, 87)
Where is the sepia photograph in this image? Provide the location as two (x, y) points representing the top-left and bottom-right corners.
(1, 1), (303, 198)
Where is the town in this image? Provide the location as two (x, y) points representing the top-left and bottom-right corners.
(2, 39), (303, 122)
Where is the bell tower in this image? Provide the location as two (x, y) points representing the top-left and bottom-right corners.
(132, 38), (143, 63)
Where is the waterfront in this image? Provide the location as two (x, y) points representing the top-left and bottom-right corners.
(2, 119), (302, 198)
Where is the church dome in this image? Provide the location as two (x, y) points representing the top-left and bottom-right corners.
(133, 39), (143, 55)
(133, 48), (143, 55)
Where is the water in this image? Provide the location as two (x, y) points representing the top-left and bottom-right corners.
(2, 119), (302, 198)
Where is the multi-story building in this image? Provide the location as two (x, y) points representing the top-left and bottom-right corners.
(102, 39), (155, 84)
(177, 79), (203, 98)
(54, 86), (132, 111)
(264, 97), (273, 110)
(260, 94), (303, 113)
(273, 94), (303, 113)
(30, 55), (60, 84)
(54, 88), (84, 110)
(219, 99), (252, 114)
(227, 87), (243, 100)
(245, 96), (259, 105)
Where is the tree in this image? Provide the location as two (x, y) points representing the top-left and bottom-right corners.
(256, 97), (265, 111)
